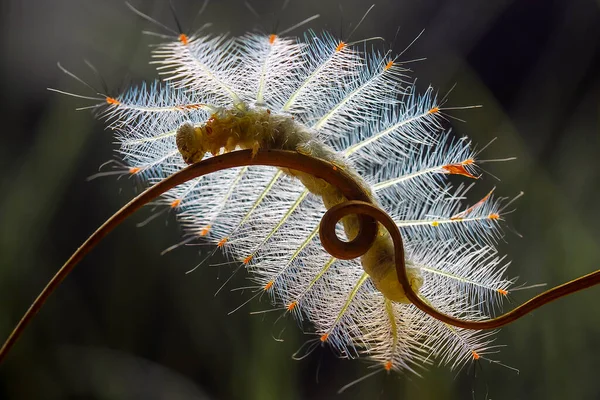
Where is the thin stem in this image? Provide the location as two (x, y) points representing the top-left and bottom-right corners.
(321, 200), (600, 330)
(0, 149), (376, 363)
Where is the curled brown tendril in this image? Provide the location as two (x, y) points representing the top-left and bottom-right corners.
(1, 149), (598, 363)
(321, 201), (600, 329)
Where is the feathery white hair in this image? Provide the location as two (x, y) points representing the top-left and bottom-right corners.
(65, 15), (516, 374)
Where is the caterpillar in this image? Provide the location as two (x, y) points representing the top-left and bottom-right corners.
(50, 3), (514, 376)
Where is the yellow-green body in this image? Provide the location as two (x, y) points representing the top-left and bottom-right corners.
(176, 106), (423, 302)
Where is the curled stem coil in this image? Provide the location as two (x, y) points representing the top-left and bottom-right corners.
(0, 149), (598, 363)
(321, 201), (600, 329)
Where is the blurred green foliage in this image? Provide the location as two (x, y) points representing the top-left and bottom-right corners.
(1, 0), (599, 399)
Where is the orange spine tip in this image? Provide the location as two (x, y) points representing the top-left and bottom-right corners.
(489, 213), (500, 220)
(335, 41), (346, 52)
(243, 255), (253, 264)
(384, 361), (393, 371)
(200, 225), (211, 236)
(498, 288), (508, 296)
(268, 34), (277, 44)
(170, 199), (181, 208)
(286, 301), (297, 311)
(178, 33), (189, 45)
(217, 237), (228, 247)
(428, 106), (439, 114)
(442, 163), (478, 179)
(384, 60), (394, 70)
(472, 350), (480, 360)
(129, 167), (141, 174)
(264, 281), (274, 291)
(320, 333), (329, 342)
(106, 97), (120, 105)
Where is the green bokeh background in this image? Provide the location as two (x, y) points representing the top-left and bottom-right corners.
(1, 0), (599, 399)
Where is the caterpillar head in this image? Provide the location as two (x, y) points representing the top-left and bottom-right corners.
(176, 122), (213, 164)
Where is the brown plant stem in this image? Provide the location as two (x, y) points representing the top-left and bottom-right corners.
(0, 150), (377, 364)
(1, 149), (599, 363)
(321, 200), (600, 329)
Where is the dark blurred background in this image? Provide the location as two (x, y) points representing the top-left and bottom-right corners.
(0, 0), (599, 399)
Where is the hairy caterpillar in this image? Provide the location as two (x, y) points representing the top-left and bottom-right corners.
(175, 103), (424, 303)
(81, 6), (511, 373)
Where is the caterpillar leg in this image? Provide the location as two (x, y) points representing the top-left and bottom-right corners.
(251, 141), (261, 158)
(224, 136), (237, 153)
(296, 144), (311, 156)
